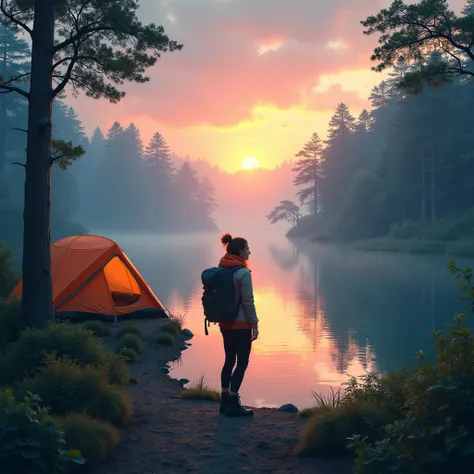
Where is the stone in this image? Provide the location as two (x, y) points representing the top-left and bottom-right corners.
(161, 366), (170, 374)
(278, 403), (299, 413)
(180, 344), (188, 351)
(179, 378), (190, 385)
(182, 328), (194, 339)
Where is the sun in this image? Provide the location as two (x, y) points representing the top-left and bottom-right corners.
(241, 156), (260, 170)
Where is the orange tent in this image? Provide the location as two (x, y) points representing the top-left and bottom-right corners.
(10, 235), (170, 321)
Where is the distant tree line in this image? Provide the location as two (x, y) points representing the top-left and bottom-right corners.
(0, 23), (217, 257)
(269, 0), (474, 242)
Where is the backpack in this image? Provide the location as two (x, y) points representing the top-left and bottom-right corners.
(201, 266), (245, 335)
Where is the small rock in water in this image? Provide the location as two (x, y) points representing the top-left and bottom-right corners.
(179, 378), (190, 385)
(278, 403), (299, 413)
(161, 366), (170, 374)
(186, 342), (192, 346)
(182, 328), (194, 339)
(180, 344), (188, 351)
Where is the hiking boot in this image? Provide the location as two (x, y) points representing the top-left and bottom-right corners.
(219, 392), (229, 415)
(225, 394), (254, 417)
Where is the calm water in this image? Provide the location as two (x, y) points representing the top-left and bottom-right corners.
(105, 231), (471, 409)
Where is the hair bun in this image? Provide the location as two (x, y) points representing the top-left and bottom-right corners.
(221, 233), (233, 245)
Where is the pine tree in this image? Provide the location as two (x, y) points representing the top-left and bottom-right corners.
(369, 81), (392, 110)
(144, 132), (174, 179)
(326, 103), (356, 144)
(292, 132), (324, 214)
(195, 176), (217, 225)
(0, 24), (29, 178)
(462, 0), (474, 15)
(356, 110), (374, 133)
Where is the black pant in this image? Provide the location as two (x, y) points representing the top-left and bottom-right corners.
(220, 328), (252, 393)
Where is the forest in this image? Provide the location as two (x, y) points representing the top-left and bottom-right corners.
(270, 2), (474, 248)
(0, 25), (218, 256)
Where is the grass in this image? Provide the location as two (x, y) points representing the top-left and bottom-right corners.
(295, 402), (395, 456)
(155, 333), (175, 346)
(296, 372), (406, 456)
(116, 333), (143, 355)
(116, 323), (142, 340)
(162, 313), (186, 336)
(118, 347), (139, 363)
(180, 375), (220, 402)
(17, 356), (133, 427)
(61, 413), (120, 464)
(0, 322), (129, 385)
(81, 320), (111, 337)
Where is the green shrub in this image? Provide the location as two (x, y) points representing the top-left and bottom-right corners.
(62, 413), (120, 464)
(116, 323), (142, 340)
(106, 352), (132, 385)
(155, 333), (175, 346)
(348, 262), (474, 474)
(81, 320), (111, 337)
(0, 298), (23, 346)
(119, 347), (139, 362)
(0, 323), (109, 383)
(116, 333), (143, 355)
(162, 321), (180, 336)
(0, 241), (19, 299)
(180, 375), (220, 402)
(17, 356), (133, 427)
(0, 389), (84, 473)
(0, 322), (129, 385)
(295, 403), (395, 456)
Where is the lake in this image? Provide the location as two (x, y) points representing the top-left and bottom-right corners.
(105, 231), (471, 410)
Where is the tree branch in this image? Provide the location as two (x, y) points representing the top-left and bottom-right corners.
(50, 154), (70, 164)
(1, 72), (31, 85)
(11, 162), (26, 168)
(0, 0), (33, 36)
(12, 127), (28, 133)
(0, 83), (29, 98)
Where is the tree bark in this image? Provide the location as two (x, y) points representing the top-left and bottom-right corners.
(21, 0), (55, 328)
(0, 40), (7, 178)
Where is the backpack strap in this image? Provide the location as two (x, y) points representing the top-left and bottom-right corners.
(204, 317), (209, 336)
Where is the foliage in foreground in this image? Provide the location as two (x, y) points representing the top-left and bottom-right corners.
(347, 261), (474, 473)
(0, 389), (84, 474)
(17, 356), (133, 427)
(116, 324), (142, 340)
(0, 241), (18, 299)
(61, 413), (120, 465)
(180, 375), (220, 402)
(0, 298), (22, 346)
(80, 321), (111, 338)
(116, 333), (143, 355)
(298, 260), (474, 471)
(0, 323), (130, 385)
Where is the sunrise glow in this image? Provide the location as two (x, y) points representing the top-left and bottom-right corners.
(242, 156), (260, 170)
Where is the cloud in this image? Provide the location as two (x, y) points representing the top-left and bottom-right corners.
(72, 0), (392, 130)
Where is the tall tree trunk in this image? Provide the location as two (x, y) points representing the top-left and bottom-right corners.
(0, 41), (7, 178)
(314, 179), (318, 216)
(21, 0), (55, 328)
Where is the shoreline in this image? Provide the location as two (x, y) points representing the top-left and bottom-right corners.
(89, 317), (353, 474)
(289, 234), (474, 257)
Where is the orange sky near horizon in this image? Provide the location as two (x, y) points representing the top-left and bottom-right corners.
(66, 0), (466, 173)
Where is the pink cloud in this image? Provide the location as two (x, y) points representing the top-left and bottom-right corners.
(71, 0), (392, 129)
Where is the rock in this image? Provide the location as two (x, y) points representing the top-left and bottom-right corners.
(161, 366), (170, 374)
(278, 404), (299, 413)
(180, 344), (188, 351)
(171, 355), (180, 361)
(182, 328), (194, 339)
(186, 343), (192, 346)
(179, 378), (190, 385)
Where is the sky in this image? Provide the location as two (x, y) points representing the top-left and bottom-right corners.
(68, 0), (467, 173)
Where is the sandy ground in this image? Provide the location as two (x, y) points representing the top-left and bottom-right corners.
(89, 318), (353, 474)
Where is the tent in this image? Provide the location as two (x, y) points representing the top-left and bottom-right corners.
(10, 235), (170, 321)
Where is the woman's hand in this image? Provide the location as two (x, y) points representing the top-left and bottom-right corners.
(251, 324), (259, 341)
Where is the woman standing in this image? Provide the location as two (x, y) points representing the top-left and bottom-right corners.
(218, 233), (259, 417)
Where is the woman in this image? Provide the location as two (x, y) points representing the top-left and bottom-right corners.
(218, 233), (259, 417)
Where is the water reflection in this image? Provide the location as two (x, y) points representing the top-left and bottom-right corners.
(105, 232), (468, 409)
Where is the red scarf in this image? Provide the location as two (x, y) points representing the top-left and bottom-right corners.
(218, 253), (248, 269)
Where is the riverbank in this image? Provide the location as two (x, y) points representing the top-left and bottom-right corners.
(352, 237), (474, 257)
(90, 318), (353, 474)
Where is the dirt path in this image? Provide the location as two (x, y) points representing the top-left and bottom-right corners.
(90, 319), (353, 474)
